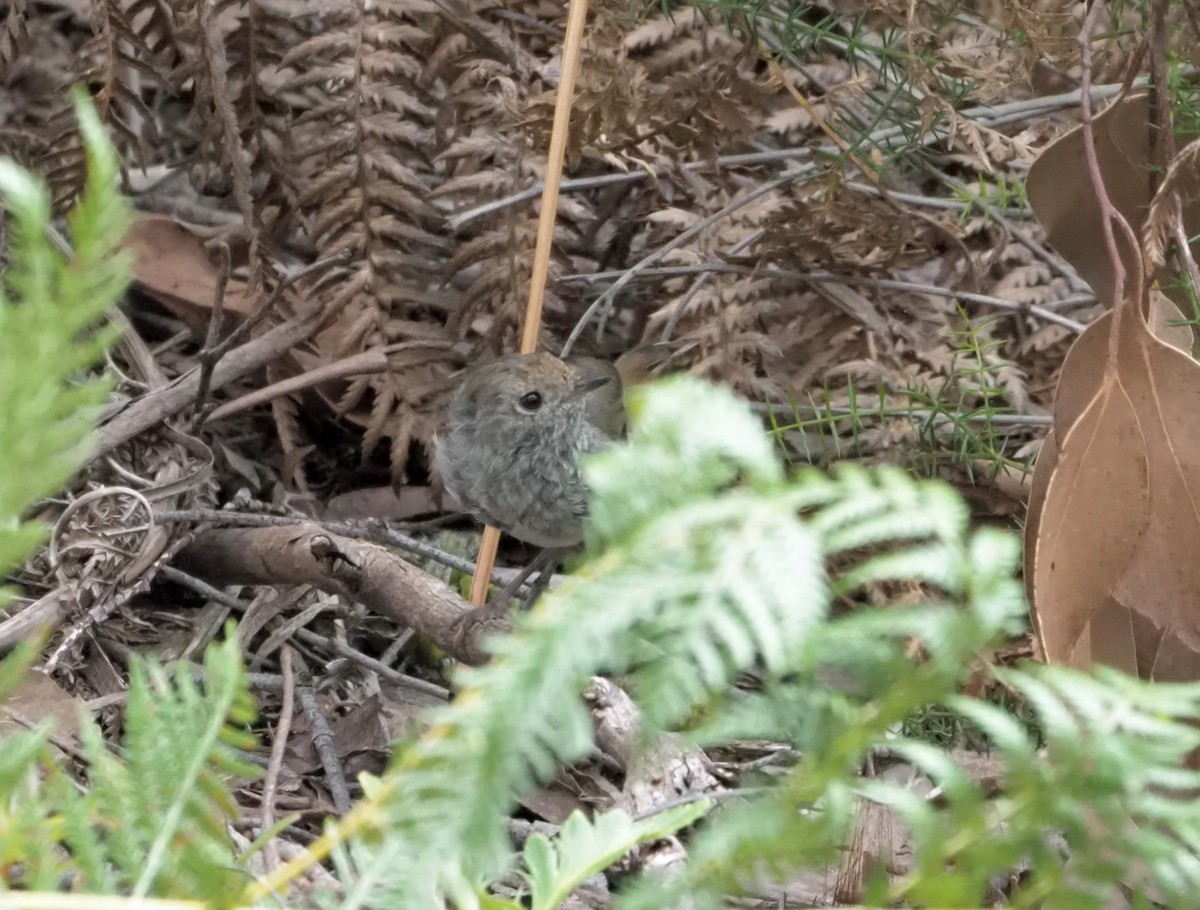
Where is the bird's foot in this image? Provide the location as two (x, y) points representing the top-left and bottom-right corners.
(451, 600), (515, 652)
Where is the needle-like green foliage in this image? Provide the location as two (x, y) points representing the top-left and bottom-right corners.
(0, 622), (260, 904)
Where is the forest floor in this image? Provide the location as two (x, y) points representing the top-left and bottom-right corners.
(0, 0), (1180, 902)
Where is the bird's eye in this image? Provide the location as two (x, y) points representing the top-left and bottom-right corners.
(518, 391), (543, 412)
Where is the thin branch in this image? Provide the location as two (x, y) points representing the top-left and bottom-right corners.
(96, 273), (362, 457)
(192, 241), (232, 425)
(156, 564), (450, 701)
(154, 509), (536, 591)
(560, 170), (803, 357)
(471, 0), (591, 607)
(661, 229), (763, 342)
(295, 658), (351, 815)
(293, 627), (449, 700)
(1077, 1), (1142, 354)
(563, 263), (1089, 332)
(446, 81), (1137, 232)
(259, 645), (296, 876)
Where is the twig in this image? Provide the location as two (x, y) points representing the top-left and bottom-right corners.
(192, 241), (232, 425)
(2, 706), (89, 766)
(1084, 3), (1137, 316)
(157, 565), (449, 700)
(1145, 1), (1197, 312)
(1078, 1), (1142, 354)
(751, 400), (1053, 427)
(260, 645), (296, 876)
(1148, 1), (1171, 176)
(154, 508), (530, 589)
(217, 253), (351, 356)
(293, 628), (448, 700)
(378, 629), (415, 667)
(630, 786), (766, 823)
(197, 0), (255, 235)
(519, 0), (589, 355)
(446, 154), (809, 231)
(469, 526), (502, 608)
(96, 277), (360, 458)
(193, 252), (351, 428)
(294, 656), (352, 815)
(763, 50), (898, 209)
(565, 263), (1089, 333)
(202, 339), (455, 425)
(661, 229), (763, 342)
(844, 180), (1030, 216)
(447, 81), (1137, 233)
(1173, 220), (1200, 303)
(560, 170), (802, 357)
(925, 167), (1092, 297)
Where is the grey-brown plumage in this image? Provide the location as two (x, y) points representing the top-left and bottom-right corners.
(434, 352), (618, 548)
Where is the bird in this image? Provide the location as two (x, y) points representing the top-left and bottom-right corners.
(434, 345), (671, 632)
(434, 351), (619, 550)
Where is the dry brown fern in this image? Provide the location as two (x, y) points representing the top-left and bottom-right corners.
(0, 0), (29, 76)
(174, 0), (256, 235)
(3, 0), (1124, 489)
(41, 0), (180, 210)
(276, 0), (455, 475)
(757, 180), (946, 273)
(436, 0), (778, 367)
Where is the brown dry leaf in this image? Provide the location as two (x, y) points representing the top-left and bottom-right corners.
(1030, 287), (1200, 677)
(1024, 87), (1200, 678)
(1027, 308), (1196, 675)
(1028, 91), (1200, 313)
(0, 667), (87, 741)
(1025, 291), (1193, 588)
(285, 693), (389, 776)
(1026, 93), (1154, 307)
(122, 214), (253, 334)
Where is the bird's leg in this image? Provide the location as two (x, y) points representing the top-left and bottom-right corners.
(491, 547), (560, 609)
(451, 548), (562, 650)
(521, 551), (562, 606)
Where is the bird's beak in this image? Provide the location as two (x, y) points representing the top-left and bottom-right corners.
(569, 374), (611, 400)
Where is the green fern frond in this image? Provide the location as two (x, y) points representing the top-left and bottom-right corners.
(3, 628), (259, 903)
(856, 667), (1200, 908)
(0, 92), (130, 888)
(0, 98), (132, 890)
(308, 376), (1027, 910)
(0, 87), (130, 574)
(523, 805), (708, 910)
(0, 95), (260, 906)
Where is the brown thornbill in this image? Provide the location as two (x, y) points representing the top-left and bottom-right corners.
(434, 346), (671, 638)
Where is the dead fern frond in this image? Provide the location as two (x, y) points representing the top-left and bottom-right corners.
(1145, 138), (1200, 269)
(42, 0), (181, 210)
(0, 0), (29, 75)
(287, 0), (443, 301)
(82, 0), (179, 148)
(177, 0), (255, 233)
(758, 180), (946, 273)
(169, 0), (304, 265)
(279, 0), (453, 471)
